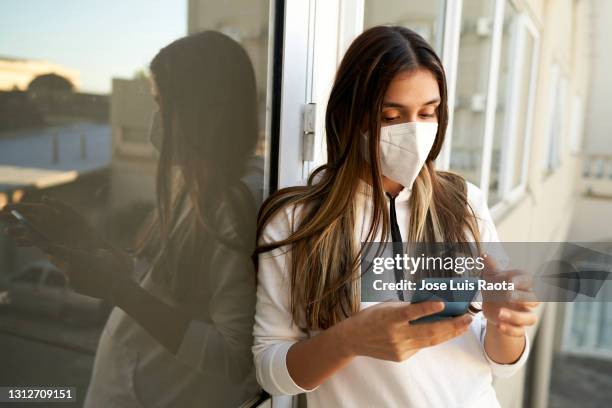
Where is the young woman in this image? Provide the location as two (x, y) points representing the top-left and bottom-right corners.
(2, 31), (261, 407)
(253, 26), (538, 407)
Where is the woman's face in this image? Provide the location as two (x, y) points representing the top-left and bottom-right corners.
(380, 68), (440, 127)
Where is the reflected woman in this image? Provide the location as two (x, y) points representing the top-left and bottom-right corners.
(2, 31), (261, 407)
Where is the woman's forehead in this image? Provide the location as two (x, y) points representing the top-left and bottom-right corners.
(383, 69), (440, 108)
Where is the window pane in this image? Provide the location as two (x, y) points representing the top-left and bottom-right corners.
(364, 0), (445, 54)
(449, 0), (496, 187)
(511, 29), (535, 188)
(0, 1), (273, 405)
(488, 3), (518, 205)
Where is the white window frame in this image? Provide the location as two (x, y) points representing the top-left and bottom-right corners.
(437, 0), (462, 170)
(490, 10), (540, 214)
(476, 0), (506, 204)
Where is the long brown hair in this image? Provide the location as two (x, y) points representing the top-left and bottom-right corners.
(257, 26), (480, 329)
(137, 31), (258, 304)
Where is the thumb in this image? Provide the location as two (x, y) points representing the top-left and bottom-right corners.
(395, 301), (445, 323)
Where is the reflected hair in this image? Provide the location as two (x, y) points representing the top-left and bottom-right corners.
(137, 31), (258, 303)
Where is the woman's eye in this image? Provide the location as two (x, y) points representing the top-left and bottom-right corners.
(419, 113), (435, 119)
(382, 116), (400, 123)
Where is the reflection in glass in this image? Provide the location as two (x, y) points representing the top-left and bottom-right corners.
(489, 5), (536, 205)
(489, 3), (518, 205)
(449, 0), (496, 187)
(0, 2), (273, 406)
(364, 0), (444, 54)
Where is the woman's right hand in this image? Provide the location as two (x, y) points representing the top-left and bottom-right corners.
(339, 301), (472, 362)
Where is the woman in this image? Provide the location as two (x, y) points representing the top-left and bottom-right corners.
(253, 26), (538, 407)
(2, 31), (261, 407)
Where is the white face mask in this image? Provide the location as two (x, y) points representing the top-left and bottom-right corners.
(364, 121), (438, 189)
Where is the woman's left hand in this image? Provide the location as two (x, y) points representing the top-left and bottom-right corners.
(481, 256), (540, 338)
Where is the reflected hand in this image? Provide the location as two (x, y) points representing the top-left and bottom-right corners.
(46, 245), (132, 302)
(481, 256), (540, 338)
(0, 196), (107, 251)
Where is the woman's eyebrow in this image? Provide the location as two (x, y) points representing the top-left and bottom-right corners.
(382, 101), (405, 108)
(382, 97), (441, 108)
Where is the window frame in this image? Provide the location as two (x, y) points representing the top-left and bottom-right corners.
(490, 10), (541, 213)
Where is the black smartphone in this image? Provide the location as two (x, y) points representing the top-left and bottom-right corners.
(410, 277), (479, 324)
(10, 210), (51, 243)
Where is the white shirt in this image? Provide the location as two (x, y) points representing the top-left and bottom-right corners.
(253, 180), (529, 408)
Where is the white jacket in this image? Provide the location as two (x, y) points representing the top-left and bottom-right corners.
(253, 180), (529, 408)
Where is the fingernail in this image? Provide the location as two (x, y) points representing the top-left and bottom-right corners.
(499, 310), (510, 320)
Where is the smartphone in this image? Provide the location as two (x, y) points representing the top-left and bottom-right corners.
(10, 210), (51, 243)
(410, 277), (479, 324)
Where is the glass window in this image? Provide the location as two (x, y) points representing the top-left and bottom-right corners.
(488, 3), (518, 205)
(510, 28), (535, 188)
(0, 1), (275, 405)
(449, 0), (497, 187)
(487, 4), (538, 205)
(546, 70), (567, 173)
(364, 0), (445, 54)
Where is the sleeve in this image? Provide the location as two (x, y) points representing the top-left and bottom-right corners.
(174, 241), (257, 383)
(467, 182), (530, 377)
(169, 198), (258, 384)
(474, 313), (530, 378)
(251, 206), (316, 396)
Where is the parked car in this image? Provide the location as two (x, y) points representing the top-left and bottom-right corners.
(0, 260), (110, 324)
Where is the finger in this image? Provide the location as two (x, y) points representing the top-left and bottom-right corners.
(398, 301), (445, 322)
(408, 314), (473, 338)
(516, 300), (541, 310)
(412, 325), (470, 348)
(496, 323), (526, 338)
(507, 289), (540, 304)
(498, 308), (537, 327)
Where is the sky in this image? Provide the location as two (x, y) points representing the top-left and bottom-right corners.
(0, 0), (187, 94)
